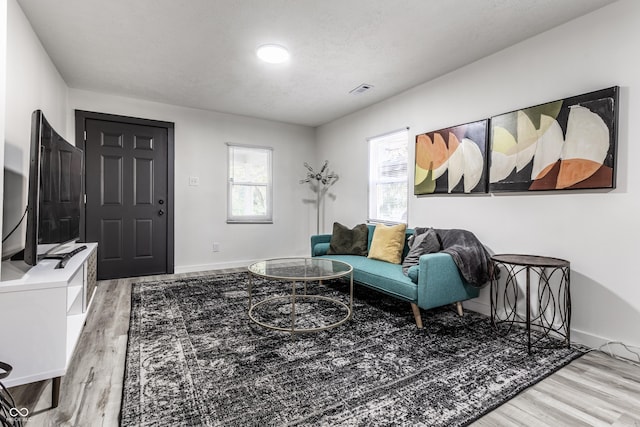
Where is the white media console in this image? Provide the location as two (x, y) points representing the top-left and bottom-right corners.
(0, 243), (97, 406)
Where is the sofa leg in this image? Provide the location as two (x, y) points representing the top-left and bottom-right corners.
(410, 303), (424, 329)
(456, 301), (464, 317)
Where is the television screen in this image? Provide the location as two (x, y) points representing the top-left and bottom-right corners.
(22, 110), (83, 265)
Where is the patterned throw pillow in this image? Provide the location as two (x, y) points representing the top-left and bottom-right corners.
(327, 222), (369, 256)
(367, 223), (407, 264)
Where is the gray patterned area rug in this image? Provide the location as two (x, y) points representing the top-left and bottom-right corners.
(120, 272), (582, 426)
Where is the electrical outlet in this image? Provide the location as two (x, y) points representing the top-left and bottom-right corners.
(189, 176), (200, 186)
(212, 242), (220, 252)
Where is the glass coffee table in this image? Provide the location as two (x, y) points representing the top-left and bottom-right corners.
(247, 258), (353, 333)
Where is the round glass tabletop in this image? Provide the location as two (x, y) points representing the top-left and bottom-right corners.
(248, 257), (352, 281)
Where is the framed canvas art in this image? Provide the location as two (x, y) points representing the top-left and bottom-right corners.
(489, 86), (619, 192)
(414, 119), (489, 195)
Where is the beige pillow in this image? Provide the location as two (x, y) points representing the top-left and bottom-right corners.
(367, 223), (407, 264)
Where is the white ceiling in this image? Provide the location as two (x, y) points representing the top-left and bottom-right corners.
(17, 0), (616, 127)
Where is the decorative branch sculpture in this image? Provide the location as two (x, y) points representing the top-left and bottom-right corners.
(299, 160), (339, 234)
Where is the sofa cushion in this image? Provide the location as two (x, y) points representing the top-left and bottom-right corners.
(317, 254), (418, 302)
(402, 227), (440, 274)
(327, 222), (369, 256)
(367, 223), (407, 264)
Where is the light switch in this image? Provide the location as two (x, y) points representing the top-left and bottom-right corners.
(189, 176), (200, 186)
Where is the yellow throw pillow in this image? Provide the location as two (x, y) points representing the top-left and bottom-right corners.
(367, 223), (407, 264)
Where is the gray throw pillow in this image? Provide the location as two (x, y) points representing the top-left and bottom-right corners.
(327, 222), (369, 256)
(408, 226), (431, 247)
(402, 228), (440, 274)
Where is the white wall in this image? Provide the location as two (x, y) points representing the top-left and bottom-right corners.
(317, 0), (640, 357)
(0, 0), (7, 273)
(69, 89), (317, 272)
(2, 0), (68, 258)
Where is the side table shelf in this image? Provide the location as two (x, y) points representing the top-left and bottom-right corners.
(490, 254), (571, 354)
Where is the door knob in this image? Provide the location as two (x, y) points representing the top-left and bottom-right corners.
(158, 209), (165, 216)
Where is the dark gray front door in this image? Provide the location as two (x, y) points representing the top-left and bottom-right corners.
(81, 114), (173, 279)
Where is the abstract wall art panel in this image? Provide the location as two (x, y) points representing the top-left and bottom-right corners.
(414, 119), (489, 195)
(489, 86), (619, 192)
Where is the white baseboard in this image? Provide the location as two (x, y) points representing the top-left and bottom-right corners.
(175, 255), (311, 274)
(462, 299), (640, 362)
(174, 259), (254, 274)
(570, 328), (640, 362)
(462, 299), (490, 316)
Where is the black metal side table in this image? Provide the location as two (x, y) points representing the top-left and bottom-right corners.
(490, 254), (571, 354)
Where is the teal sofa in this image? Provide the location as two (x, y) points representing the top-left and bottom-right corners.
(311, 224), (480, 328)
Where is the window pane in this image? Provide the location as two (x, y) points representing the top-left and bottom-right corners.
(231, 147), (269, 184)
(377, 146), (408, 181)
(376, 182), (407, 222)
(231, 185), (267, 216)
(368, 129), (408, 223)
(227, 144), (273, 222)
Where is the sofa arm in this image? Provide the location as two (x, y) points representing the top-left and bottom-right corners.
(311, 234), (332, 256)
(416, 252), (479, 310)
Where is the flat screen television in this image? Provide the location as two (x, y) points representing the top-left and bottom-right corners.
(16, 110), (83, 266)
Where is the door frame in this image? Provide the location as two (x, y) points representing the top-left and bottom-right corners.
(75, 109), (175, 275)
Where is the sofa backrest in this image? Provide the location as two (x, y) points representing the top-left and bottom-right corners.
(366, 224), (414, 261)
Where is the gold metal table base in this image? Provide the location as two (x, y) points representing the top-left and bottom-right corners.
(247, 258), (354, 334)
(248, 293), (352, 333)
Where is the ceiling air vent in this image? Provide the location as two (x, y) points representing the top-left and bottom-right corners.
(349, 83), (374, 95)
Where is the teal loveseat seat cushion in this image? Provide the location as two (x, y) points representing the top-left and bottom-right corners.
(315, 254), (417, 302)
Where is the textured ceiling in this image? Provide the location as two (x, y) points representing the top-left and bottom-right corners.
(17, 0), (616, 127)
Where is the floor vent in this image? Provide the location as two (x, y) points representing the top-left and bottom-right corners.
(349, 83), (374, 95)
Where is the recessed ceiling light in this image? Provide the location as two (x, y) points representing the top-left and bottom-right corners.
(256, 44), (290, 64)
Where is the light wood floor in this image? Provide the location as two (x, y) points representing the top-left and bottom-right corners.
(9, 271), (640, 427)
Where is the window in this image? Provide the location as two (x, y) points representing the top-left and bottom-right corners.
(368, 129), (409, 224)
(227, 144), (273, 223)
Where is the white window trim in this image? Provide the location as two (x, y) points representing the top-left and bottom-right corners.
(367, 128), (409, 225)
(226, 143), (273, 224)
